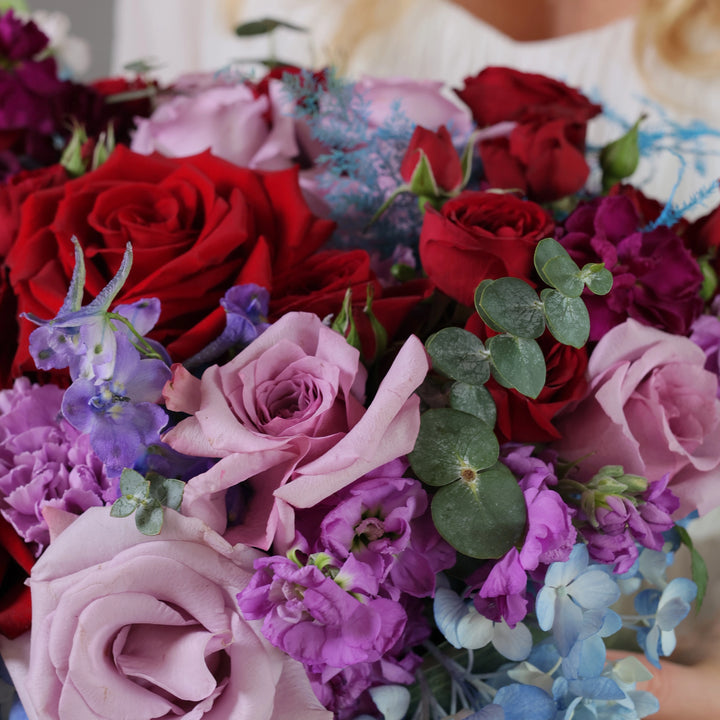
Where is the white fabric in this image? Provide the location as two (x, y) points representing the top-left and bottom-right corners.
(112, 0), (720, 211)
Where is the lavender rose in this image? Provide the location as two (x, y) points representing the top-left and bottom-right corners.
(163, 312), (428, 551)
(22, 507), (331, 720)
(0, 378), (112, 555)
(552, 319), (720, 517)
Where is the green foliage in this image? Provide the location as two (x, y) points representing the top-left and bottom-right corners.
(234, 17), (307, 36)
(431, 462), (527, 558)
(426, 327), (490, 386)
(110, 469), (184, 536)
(487, 334), (546, 399)
(540, 289), (590, 348)
(600, 115), (644, 191)
(676, 524), (709, 612)
(331, 288), (361, 350)
(408, 408), (499, 488)
(449, 383), (496, 426)
(475, 278), (545, 338)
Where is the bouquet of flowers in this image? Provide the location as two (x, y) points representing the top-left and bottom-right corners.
(0, 8), (720, 720)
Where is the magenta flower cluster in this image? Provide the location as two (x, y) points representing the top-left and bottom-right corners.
(238, 459), (455, 716)
(0, 378), (113, 556)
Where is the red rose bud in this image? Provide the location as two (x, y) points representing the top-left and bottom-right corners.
(400, 125), (464, 196)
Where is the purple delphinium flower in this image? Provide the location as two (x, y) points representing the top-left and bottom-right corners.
(317, 459), (455, 599)
(237, 552), (407, 670)
(184, 283), (270, 368)
(61, 333), (171, 476)
(0, 377), (112, 555)
(558, 194), (703, 340)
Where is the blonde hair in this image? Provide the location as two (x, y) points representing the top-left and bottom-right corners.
(634, 0), (720, 77)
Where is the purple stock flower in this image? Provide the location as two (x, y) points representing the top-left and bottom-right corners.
(318, 459), (455, 599)
(237, 553), (407, 671)
(0, 378), (112, 555)
(61, 333), (170, 476)
(559, 194), (703, 340)
(472, 548), (529, 628)
(690, 301), (720, 398)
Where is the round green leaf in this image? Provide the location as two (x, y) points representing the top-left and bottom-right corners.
(541, 289), (590, 348)
(110, 496), (136, 518)
(474, 280), (504, 333)
(487, 334), (546, 399)
(534, 238), (583, 297)
(476, 278), (545, 338)
(408, 408), (499, 487)
(449, 383), (497, 426)
(426, 327), (490, 386)
(582, 264), (613, 296)
(135, 501), (164, 536)
(431, 462), (527, 558)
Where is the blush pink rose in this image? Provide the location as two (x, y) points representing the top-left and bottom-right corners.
(163, 312), (429, 551)
(22, 507), (331, 720)
(553, 319), (720, 517)
(131, 78), (300, 171)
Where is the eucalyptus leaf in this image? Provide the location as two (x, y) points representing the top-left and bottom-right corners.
(534, 238), (583, 297)
(582, 264), (613, 296)
(487, 335), (546, 399)
(235, 17), (307, 36)
(426, 327), (490, 386)
(149, 474), (185, 512)
(409, 408), (499, 487)
(110, 496), (137, 518)
(118, 468), (150, 499)
(476, 278), (545, 338)
(541, 289), (590, 348)
(474, 280), (505, 333)
(135, 501), (164, 536)
(431, 462), (527, 558)
(449, 383), (497, 426)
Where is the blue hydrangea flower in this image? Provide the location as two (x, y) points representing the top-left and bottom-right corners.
(536, 544), (621, 656)
(635, 577), (697, 667)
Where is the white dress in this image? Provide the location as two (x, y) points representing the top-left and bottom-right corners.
(112, 0), (720, 212)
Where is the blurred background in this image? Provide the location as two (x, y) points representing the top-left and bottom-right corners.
(36, 0), (113, 77)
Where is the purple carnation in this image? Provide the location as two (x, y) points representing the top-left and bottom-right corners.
(559, 194), (703, 339)
(0, 378), (112, 556)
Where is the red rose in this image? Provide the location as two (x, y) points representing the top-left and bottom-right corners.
(0, 515), (35, 638)
(456, 67), (601, 201)
(466, 315), (588, 443)
(400, 125), (463, 193)
(418, 190), (554, 306)
(456, 66), (601, 127)
(270, 248), (431, 358)
(5, 145), (335, 377)
(683, 202), (720, 259)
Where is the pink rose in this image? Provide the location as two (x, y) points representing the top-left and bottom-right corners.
(553, 319), (720, 517)
(356, 76), (473, 137)
(131, 78), (299, 171)
(163, 312), (429, 551)
(21, 507), (331, 720)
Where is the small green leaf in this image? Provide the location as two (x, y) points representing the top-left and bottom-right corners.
(581, 264), (613, 296)
(110, 496), (137, 518)
(148, 473), (184, 512)
(426, 327), (490, 386)
(474, 280), (505, 333)
(534, 238), (583, 297)
(408, 408), (499, 487)
(119, 468), (150, 499)
(234, 17), (307, 36)
(363, 284), (388, 361)
(541, 289), (590, 348)
(476, 278), (545, 338)
(331, 288), (361, 350)
(487, 335), (546, 399)
(449, 383), (497, 426)
(135, 500), (164, 536)
(431, 462), (527, 558)
(676, 524), (708, 612)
